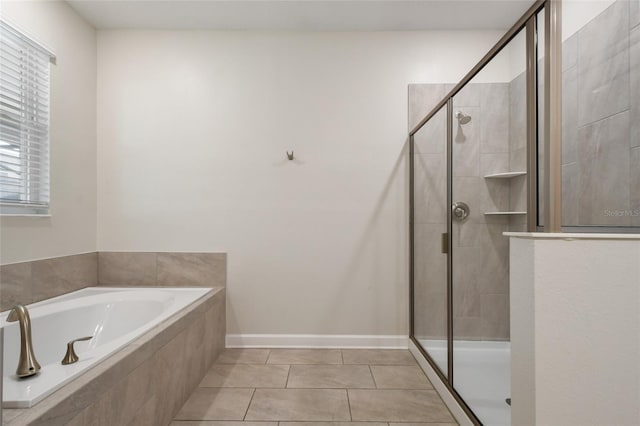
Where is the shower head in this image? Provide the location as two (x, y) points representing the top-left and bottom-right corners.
(455, 111), (472, 125)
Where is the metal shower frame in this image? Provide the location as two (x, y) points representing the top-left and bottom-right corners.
(408, 0), (554, 424)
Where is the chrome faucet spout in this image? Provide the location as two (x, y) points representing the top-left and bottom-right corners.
(7, 304), (41, 378)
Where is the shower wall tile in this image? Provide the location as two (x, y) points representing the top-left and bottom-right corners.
(479, 84), (510, 153)
(630, 26), (640, 148)
(631, 147), (640, 226)
(562, 65), (579, 164)
(577, 0), (630, 126)
(509, 73), (527, 152)
(563, 33), (578, 71)
(577, 111), (631, 225)
(453, 106), (480, 177)
(452, 258), (481, 317)
(454, 222), (503, 248)
(452, 317), (486, 341)
(413, 224), (447, 340)
(453, 178), (483, 224)
(562, 162), (580, 225)
(451, 83), (480, 107)
(412, 107), (446, 154)
(510, 175), (527, 213)
(408, 84), (447, 132)
(482, 180), (511, 214)
(509, 147), (526, 172)
(480, 293), (510, 340)
(632, 0), (640, 29)
(413, 154), (447, 224)
(409, 81), (514, 341)
(480, 153), (509, 176)
(413, 224), (447, 293)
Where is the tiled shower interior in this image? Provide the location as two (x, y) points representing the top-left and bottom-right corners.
(562, 0), (640, 227)
(409, 1), (640, 425)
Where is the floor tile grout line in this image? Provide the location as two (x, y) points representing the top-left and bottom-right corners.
(346, 388), (353, 422)
(341, 349), (345, 364)
(368, 364), (378, 389)
(285, 364), (292, 388)
(243, 388), (257, 421)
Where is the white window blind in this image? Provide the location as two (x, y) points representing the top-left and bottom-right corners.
(0, 20), (54, 215)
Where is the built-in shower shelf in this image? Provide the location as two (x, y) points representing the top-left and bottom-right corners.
(484, 211), (527, 215)
(483, 171), (527, 179)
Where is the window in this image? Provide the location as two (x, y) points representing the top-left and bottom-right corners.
(0, 20), (55, 215)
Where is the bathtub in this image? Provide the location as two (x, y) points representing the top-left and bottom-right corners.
(1, 286), (212, 408)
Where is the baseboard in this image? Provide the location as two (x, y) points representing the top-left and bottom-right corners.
(226, 334), (409, 349)
(408, 340), (474, 426)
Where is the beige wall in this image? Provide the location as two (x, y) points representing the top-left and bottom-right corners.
(96, 30), (504, 336)
(0, 1), (97, 265)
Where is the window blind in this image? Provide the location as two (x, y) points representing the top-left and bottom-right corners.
(0, 20), (54, 215)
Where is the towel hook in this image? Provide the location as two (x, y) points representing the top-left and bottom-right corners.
(286, 151), (294, 160)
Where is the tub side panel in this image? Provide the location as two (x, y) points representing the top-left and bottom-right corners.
(73, 289), (225, 426)
(3, 289), (225, 426)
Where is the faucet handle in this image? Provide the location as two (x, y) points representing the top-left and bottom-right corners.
(61, 336), (93, 365)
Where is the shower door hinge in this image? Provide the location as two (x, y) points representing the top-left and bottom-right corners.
(441, 233), (449, 254)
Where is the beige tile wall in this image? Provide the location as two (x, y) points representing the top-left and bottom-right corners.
(98, 252), (226, 287)
(0, 253), (97, 312)
(0, 252), (226, 312)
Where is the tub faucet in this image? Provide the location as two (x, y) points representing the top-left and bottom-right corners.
(6, 304), (41, 378)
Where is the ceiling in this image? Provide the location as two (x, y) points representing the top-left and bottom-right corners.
(66, 0), (536, 31)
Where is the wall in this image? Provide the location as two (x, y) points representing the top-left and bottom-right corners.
(0, 1), (97, 265)
(96, 30), (504, 338)
(509, 233), (640, 426)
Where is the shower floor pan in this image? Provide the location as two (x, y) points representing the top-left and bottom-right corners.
(418, 339), (511, 426)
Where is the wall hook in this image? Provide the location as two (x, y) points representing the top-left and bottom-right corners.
(286, 151), (294, 160)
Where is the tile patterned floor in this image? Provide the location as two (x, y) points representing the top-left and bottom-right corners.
(171, 349), (458, 426)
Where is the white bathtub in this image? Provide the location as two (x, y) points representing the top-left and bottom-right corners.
(1, 286), (212, 408)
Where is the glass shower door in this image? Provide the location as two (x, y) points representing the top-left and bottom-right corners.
(412, 105), (449, 377)
(449, 28), (527, 426)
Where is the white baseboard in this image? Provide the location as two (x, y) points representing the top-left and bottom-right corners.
(408, 340), (474, 426)
(226, 334), (409, 349)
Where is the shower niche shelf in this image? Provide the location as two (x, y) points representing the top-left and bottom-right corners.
(484, 211), (527, 215)
(483, 171), (526, 179)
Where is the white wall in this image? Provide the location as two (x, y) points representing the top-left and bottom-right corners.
(0, 1), (97, 265)
(97, 30), (504, 336)
(510, 233), (640, 426)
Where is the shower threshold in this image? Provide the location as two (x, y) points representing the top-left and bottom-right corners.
(418, 339), (511, 426)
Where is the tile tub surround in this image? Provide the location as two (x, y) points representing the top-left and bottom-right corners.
(172, 349), (457, 425)
(0, 253), (97, 312)
(0, 251), (226, 312)
(3, 287), (226, 426)
(98, 252), (226, 287)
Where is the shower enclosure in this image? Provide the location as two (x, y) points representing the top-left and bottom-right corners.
(409, 1), (541, 425)
(410, 0), (640, 424)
